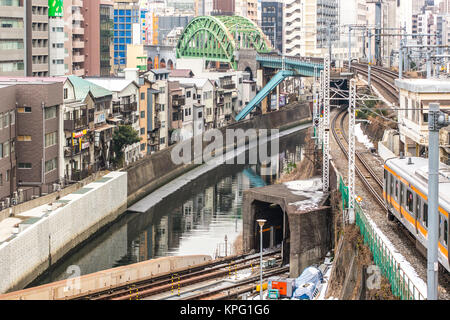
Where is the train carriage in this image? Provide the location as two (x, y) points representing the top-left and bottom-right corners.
(383, 157), (449, 272)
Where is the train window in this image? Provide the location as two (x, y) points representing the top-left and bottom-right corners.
(445, 220), (448, 246)
(416, 197), (421, 218)
(390, 174), (394, 196)
(423, 203), (428, 228)
(439, 216), (442, 239)
(407, 190), (413, 212)
(395, 180), (399, 198)
(400, 183), (404, 205)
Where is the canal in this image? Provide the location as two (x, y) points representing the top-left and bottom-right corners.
(31, 128), (309, 286)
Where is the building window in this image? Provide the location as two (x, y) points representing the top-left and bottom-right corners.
(45, 158), (57, 173)
(18, 107), (32, 113)
(64, 88), (68, 100)
(141, 111), (145, 118)
(3, 141), (9, 158)
(10, 111), (15, 125)
(6, 169), (9, 182)
(45, 106), (57, 120)
(140, 128), (145, 135)
(18, 163), (32, 169)
(186, 91), (191, 98)
(141, 92), (145, 100)
(45, 132), (57, 148)
(140, 143), (145, 151)
(17, 135), (32, 142)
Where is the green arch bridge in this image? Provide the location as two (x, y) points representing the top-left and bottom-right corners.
(176, 16), (324, 121)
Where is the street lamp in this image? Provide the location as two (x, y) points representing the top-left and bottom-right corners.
(257, 219), (267, 300)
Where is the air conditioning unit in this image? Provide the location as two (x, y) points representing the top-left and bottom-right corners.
(4, 197), (10, 208)
(53, 183), (61, 192)
(0, 202), (4, 210)
(11, 197), (17, 206)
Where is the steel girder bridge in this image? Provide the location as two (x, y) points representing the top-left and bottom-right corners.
(176, 16), (324, 121)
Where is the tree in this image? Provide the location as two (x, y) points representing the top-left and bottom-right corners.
(112, 125), (141, 165)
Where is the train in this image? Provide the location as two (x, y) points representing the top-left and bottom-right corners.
(383, 156), (449, 272)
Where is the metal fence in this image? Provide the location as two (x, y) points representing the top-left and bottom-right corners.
(339, 176), (426, 300)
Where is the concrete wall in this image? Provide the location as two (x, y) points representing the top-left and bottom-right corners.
(125, 103), (312, 205)
(0, 172), (128, 294)
(0, 171), (107, 223)
(0, 255), (211, 300)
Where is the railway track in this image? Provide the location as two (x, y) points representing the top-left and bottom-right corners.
(71, 249), (281, 300)
(331, 109), (386, 210)
(350, 63), (400, 105)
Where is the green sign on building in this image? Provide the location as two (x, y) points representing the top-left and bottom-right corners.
(48, 0), (64, 17)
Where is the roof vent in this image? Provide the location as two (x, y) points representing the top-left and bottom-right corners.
(408, 158), (413, 165)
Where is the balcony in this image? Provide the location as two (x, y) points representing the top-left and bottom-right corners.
(73, 41), (84, 49)
(172, 96), (185, 107)
(122, 102), (137, 112)
(73, 68), (85, 76)
(73, 54), (85, 63)
(64, 118), (88, 132)
(222, 83), (235, 90)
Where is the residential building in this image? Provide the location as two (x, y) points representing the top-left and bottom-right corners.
(0, 78), (64, 196)
(27, 0), (50, 77)
(235, 0), (259, 24)
(87, 69), (142, 165)
(138, 77), (154, 155)
(66, 75), (115, 175)
(261, 0), (283, 53)
(212, 0), (235, 15)
(63, 0), (85, 77)
(126, 44), (148, 71)
(82, 0), (114, 77)
(0, 0), (26, 76)
(0, 85), (17, 203)
(395, 78), (450, 163)
(284, 0), (339, 57)
(49, 7), (65, 76)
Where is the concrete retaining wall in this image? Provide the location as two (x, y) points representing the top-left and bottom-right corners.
(125, 104), (312, 205)
(0, 255), (211, 300)
(0, 171), (108, 223)
(0, 172), (128, 294)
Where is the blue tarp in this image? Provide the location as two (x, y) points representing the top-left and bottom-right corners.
(292, 266), (323, 300)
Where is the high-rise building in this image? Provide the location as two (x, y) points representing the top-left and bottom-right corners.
(82, 0), (114, 77)
(27, 0), (50, 77)
(261, 0), (283, 53)
(235, 0), (259, 24)
(62, 0), (85, 77)
(113, 0), (140, 73)
(212, 0), (235, 15)
(0, 0), (26, 76)
(284, 0), (339, 57)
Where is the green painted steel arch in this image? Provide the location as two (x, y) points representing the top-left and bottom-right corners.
(176, 15), (272, 68)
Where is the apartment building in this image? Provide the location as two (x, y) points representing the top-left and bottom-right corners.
(63, 0), (85, 76)
(235, 0), (259, 24)
(87, 69), (141, 165)
(27, 0), (49, 77)
(284, 0), (339, 58)
(0, 78), (64, 196)
(0, 0), (26, 76)
(83, 0), (114, 77)
(0, 85), (17, 202)
(261, 0), (283, 53)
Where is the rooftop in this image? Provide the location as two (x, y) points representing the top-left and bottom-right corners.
(86, 77), (139, 93)
(395, 78), (450, 93)
(67, 76), (113, 101)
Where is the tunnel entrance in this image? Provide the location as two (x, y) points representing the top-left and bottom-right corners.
(253, 200), (290, 265)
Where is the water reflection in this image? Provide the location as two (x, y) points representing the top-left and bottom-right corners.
(32, 129), (307, 286)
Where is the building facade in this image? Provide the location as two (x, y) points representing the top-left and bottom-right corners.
(261, 0), (283, 53)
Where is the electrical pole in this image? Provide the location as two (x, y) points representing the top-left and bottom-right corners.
(319, 70), (324, 146)
(322, 55), (330, 193)
(348, 26), (352, 72)
(399, 36), (403, 79)
(348, 79), (356, 224)
(427, 103), (447, 300)
(368, 30), (372, 88)
(427, 50), (432, 79)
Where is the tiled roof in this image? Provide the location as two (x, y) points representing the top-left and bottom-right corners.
(67, 76), (112, 100)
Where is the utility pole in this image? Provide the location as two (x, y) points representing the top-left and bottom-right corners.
(427, 50), (432, 79)
(399, 36), (403, 79)
(427, 103), (448, 300)
(318, 70), (324, 146)
(348, 79), (356, 224)
(348, 26), (352, 72)
(322, 55), (330, 193)
(368, 30), (372, 88)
